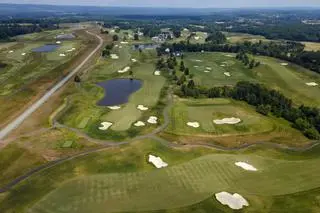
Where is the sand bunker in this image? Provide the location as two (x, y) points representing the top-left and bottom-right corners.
(213, 117), (241, 124)
(235, 162), (257, 171)
(280, 63), (288, 66)
(120, 41), (129, 44)
(99, 122), (113, 130)
(165, 48), (170, 53)
(194, 36), (200, 40)
(215, 192), (249, 210)
(8, 50), (14, 53)
(187, 122), (200, 128)
(59, 53), (66, 57)
(131, 58), (137, 62)
(56, 41), (61, 44)
(21, 53), (26, 56)
(110, 54), (119, 59)
(137, 105), (149, 111)
(220, 64), (226, 67)
(224, 72), (231, 77)
(195, 59), (203, 62)
(194, 65), (199, 68)
(115, 44), (119, 47)
(66, 48), (76, 52)
(148, 155), (168, 168)
(147, 116), (158, 124)
(204, 70), (210, 73)
(108, 106), (121, 110)
(224, 54), (234, 57)
(154, 70), (161, 76)
(134, 121), (145, 127)
(206, 67), (212, 70)
(306, 82), (318, 86)
(118, 66), (130, 73)
(119, 46), (122, 49)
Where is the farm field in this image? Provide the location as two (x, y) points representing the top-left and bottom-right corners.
(183, 52), (320, 106)
(0, 29), (91, 127)
(2, 138), (320, 213)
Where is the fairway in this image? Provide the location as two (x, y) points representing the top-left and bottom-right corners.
(184, 52), (320, 106)
(28, 153), (320, 213)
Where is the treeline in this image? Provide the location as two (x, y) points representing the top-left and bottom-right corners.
(177, 81), (320, 140)
(0, 23), (58, 41)
(158, 41), (320, 74)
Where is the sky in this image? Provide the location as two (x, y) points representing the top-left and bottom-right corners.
(0, 0), (319, 8)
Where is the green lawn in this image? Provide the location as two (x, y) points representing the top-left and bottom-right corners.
(183, 52), (320, 106)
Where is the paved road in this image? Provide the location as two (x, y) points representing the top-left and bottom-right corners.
(0, 31), (103, 140)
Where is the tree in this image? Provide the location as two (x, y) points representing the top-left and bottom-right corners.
(74, 75), (81, 83)
(249, 59), (255, 69)
(113, 35), (119, 41)
(180, 61), (185, 71)
(129, 70), (134, 79)
(184, 67), (190, 75)
(187, 79), (195, 89)
(304, 128), (320, 139)
(173, 30), (181, 38)
(134, 33), (139, 40)
(256, 104), (271, 115)
(115, 28), (120, 33)
(294, 118), (311, 131)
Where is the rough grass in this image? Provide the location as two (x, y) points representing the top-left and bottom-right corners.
(302, 41), (320, 51)
(183, 52), (320, 106)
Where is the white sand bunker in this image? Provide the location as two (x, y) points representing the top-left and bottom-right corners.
(206, 67), (212, 70)
(59, 53), (66, 57)
(154, 70), (161, 76)
(120, 41), (129, 44)
(195, 59), (203, 62)
(99, 122), (113, 130)
(220, 64), (226, 67)
(21, 53), (26, 56)
(235, 162), (257, 171)
(204, 70), (210, 73)
(224, 72), (231, 77)
(187, 122), (200, 128)
(194, 65), (199, 68)
(147, 116), (158, 124)
(194, 36), (200, 40)
(280, 63), (288, 66)
(56, 41), (61, 44)
(137, 105), (149, 111)
(131, 58), (137, 62)
(224, 54), (234, 57)
(67, 48), (76, 52)
(110, 54), (119, 59)
(306, 82), (318, 86)
(8, 50), (14, 53)
(148, 155), (168, 168)
(108, 106), (121, 110)
(215, 192), (249, 210)
(118, 66), (130, 73)
(213, 117), (241, 125)
(134, 121), (145, 127)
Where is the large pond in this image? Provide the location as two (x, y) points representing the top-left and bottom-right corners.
(32, 44), (60, 53)
(132, 44), (159, 50)
(97, 78), (142, 106)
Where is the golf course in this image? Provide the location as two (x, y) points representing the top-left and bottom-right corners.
(0, 14), (320, 213)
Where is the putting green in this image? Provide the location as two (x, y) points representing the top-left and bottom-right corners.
(28, 153), (320, 213)
(184, 52), (320, 106)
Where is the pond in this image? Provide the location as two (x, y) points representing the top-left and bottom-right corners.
(97, 78), (142, 106)
(132, 44), (159, 50)
(0, 62), (7, 71)
(32, 44), (60, 53)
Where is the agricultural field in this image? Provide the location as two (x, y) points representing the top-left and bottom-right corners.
(0, 29), (91, 127)
(183, 52), (320, 106)
(223, 32), (269, 43)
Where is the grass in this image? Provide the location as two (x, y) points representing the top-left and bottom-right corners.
(164, 98), (308, 147)
(183, 52), (320, 106)
(223, 32), (269, 44)
(58, 47), (166, 139)
(302, 41), (320, 51)
(8, 144), (320, 213)
(0, 29), (89, 127)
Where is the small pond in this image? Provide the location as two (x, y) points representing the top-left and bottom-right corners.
(0, 62), (7, 71)
(97, 78), (142, 106)
(132, 44), (159, 50)
(32, 44), (60, 53)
